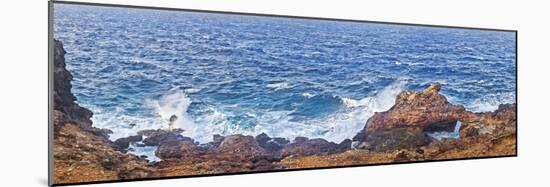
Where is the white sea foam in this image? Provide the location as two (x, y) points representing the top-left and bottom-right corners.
(88, 91), (193, 140)
(467, 92), (515, 112)
(184, 87), (201, 94)
(145, 89), (193, 130)
(187, 107), (232, 142)
(91, 89), (198, 160)
(302, 92), (315, 98)
(266, 82), (291, 90)
(251, 110), (318, 141)
(88, 105), (159, 140)
(310, 79), (407, 142)
(341, 97), (372, 108)
(128, 56), (165, 69)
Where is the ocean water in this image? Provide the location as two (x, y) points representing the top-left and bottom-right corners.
(53, 4), (516, 152)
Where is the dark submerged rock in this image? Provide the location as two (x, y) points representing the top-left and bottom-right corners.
(255, 133), (271, 145)
(281, 138), (351, 158)
(255, 133), (290, 153)
(137, 128), (186, 146)
(113, 135), (143, 150)
(212, 134), (225, 146)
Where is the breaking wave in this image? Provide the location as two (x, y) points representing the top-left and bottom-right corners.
(182, 79), (407, 143)
(466, 92), (516, 112)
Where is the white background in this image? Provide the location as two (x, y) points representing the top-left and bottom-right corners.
(0, 0), (548, 186)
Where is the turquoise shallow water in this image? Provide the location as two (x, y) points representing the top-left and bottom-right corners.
(53, 4), (516, 149)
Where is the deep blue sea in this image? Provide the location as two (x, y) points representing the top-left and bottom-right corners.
(54, 4), (516, 160)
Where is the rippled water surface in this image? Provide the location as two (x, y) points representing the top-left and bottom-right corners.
(54, 4), (516, 148)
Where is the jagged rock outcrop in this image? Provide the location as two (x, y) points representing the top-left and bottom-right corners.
(154, 132), (355, 175)
(353, 83), (466, 151)
(155, 134), (277, 161)
(217, 135), (276, 161)
(156, 134), (285, 176)
(137, 128), (187, 146)
(53, 40), (94, 129)
(52, 39), (158, 184)
(53, 120), (159, 183)
(155, 137), (205, 159)
(278, 83), (516, 169)
(255, 133), (290, 153)
(352, 83), (516, 153)
(459, 103), (516, 138)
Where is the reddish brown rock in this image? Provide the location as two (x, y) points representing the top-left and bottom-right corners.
(459, 104), (517, 138)
(216, 134), (276, 161)
(156, 138), (205, 159)
(279, 103), (516, 168)
(354, 83), (466, 151)
(279, 83), (516, 169)
(53, 122), (159, 184)
(156, 134), (285, 175)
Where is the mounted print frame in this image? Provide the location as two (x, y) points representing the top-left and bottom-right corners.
(49, 1), (517, 186)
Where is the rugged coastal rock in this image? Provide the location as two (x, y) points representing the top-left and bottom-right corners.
(353, 83), (466, 151)
(53, 40), (94, 130)
(459, 103), (516, 138)
(217, 135), (275, 161)
(156, 137), (205, 159)
(280, 84), (516, 169)
(156, 134), (285, 176)
(352, 82), (516, 154)
(281, 137), (351, 158)
(152, 132), (358, 176)
(155, 134), (276, 161)
(52, 40), (158, 184)
(53, 120), (159, 182)
(138, 128), (186, 146)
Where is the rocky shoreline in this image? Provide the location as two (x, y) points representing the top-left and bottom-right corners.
(53, 40), (159, 183)
(52, 39), (516, 184)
